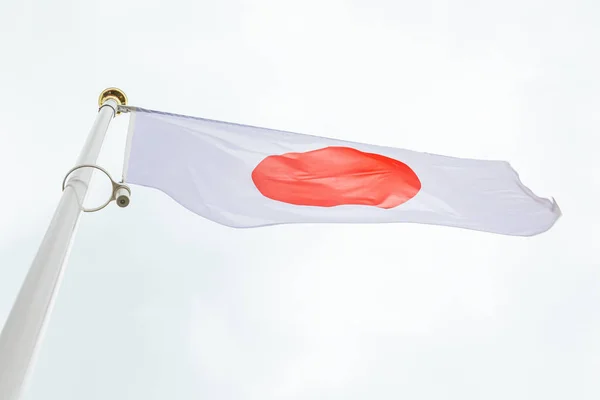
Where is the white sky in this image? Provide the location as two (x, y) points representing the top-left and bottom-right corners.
(1, 0), (599, 399)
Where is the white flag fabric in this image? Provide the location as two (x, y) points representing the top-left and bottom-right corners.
(122, 107), (560, 236)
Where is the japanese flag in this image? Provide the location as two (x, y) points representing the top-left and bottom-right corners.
(122, 107), (560, 236)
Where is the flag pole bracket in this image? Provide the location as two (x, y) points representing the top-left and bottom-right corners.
(61, 164), (131, 212)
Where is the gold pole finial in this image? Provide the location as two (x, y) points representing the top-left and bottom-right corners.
(98, 88), (128, 114)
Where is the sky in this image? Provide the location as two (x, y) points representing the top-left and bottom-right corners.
(0, 0), (599, 399)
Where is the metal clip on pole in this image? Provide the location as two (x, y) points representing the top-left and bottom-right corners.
(62, 164), (131, 212)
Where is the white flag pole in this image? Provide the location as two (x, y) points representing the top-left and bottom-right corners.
(0, 88), (128, 400)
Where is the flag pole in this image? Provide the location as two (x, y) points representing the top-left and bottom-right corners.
(0, 88), (128, 400)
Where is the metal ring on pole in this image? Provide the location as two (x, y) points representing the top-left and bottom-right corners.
(62, 164), (131, 212)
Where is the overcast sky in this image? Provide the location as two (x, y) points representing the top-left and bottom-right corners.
(1, 0), (599, 399)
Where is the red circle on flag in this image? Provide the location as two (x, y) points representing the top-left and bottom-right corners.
(251, 146), (421, 209)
